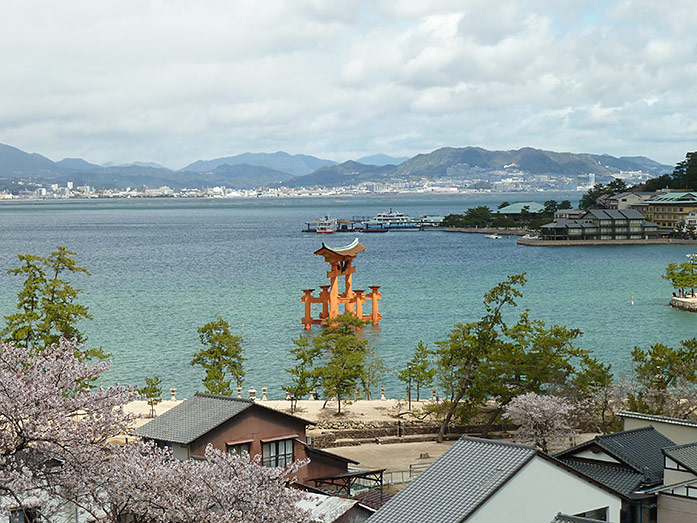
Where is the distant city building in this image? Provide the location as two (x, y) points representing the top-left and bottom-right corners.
(495, 201), (545, 222)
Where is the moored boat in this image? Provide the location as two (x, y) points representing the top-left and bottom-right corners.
(316, 216), (338, 234)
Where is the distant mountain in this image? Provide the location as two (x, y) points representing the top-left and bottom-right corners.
(0, 142), (675, 192)
(57, 158), (101, 171)
(181, 151), (336, 176)
(187, 163), (294, 189)
(0, 143), (58, 177)
(282, 160), (394, 188)
(357, 154), (408, 166)
(103, 161), (169, 169)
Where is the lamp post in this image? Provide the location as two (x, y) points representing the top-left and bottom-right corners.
(407, 363), (413, 411)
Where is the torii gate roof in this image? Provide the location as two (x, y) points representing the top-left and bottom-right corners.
(314, 238), (366, 259)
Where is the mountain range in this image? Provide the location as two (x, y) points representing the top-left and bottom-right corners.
(0, 142), (673, 191)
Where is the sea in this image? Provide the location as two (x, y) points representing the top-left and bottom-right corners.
(0, 192), (694, 399)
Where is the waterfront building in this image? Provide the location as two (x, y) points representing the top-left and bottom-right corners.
(606, 191), (654, 210)
(632, 191), (697, 232)
(494, 201), (545, 222)
(540, 209), (659, 241)
(554, 208), (585, 220)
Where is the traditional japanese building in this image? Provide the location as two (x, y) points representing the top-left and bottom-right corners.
(301, 239), (382, 329)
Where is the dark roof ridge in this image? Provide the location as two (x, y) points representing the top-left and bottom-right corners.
(194, 391), (254, 403)
(618, 410), (697, 427)
(664, 441), (697, 452)
(459, 434), (538, 451)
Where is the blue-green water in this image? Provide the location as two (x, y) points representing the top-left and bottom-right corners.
(0, 193), (694, 398)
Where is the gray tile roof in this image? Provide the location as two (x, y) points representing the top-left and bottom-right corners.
(134, 392), (255, 444)
(558, 458), (644, 498)
(552, 513), (606, 523)
(555, 427), (675, 495)
(367, 436), (536, 523)
(618, 410), (697, 428)
(664, 443), (697, 474)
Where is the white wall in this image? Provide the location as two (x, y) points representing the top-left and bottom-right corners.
(623, 418), (697, 445)
(470, 456), (622, 523)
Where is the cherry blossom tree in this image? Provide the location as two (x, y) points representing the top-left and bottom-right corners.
(0, 339), (310, 522)
(505, 392), (575, 453)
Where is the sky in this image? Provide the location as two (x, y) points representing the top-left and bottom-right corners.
(0, 0), (695, 169)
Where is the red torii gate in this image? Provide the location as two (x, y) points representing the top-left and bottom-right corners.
(301, 238), (382, 329)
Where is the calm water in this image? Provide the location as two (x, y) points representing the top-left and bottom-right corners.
(0, 193), (694, 398)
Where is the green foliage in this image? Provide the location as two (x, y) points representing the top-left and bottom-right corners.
(2, 246), (104, 360)
(442, 206), (493, 228)
(640, 152), (697, 192)
(284, 335), (321, 400)
(191, 317), (245, 396)
(497, 201), (510, 209)
(139, 376), (163, 418)
(284, 314), (381, 413)
(580, 178), (628, 209)
(397, 341), (436, 401)
(433, 273), (608, 439)
(627, 339), (697, 417)
(663, 256), (697, 296)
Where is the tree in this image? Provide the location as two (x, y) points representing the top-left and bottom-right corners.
(497, 201), (510, 209)
(284, 314), (379, 414)
(2, 246), (95, 355)
(579, 179), (628, 209)
(315, 314), (372, 414)
(359, 348), (388, 400)
(559, 200), (572, 210)
(663, 257), (697, 297)
(284, 335), (321, 404)
(397, 341), (435, 401)
(0, 338), (135, 517)
(543, 200), (559, 217)
(0, 339), (310, 522)
(191, 317), (245, 396)
(139, 375), (163, 418)
(627, 339), (697, 418)
(505, 392), (575, 453)
(462, 206), (492, 227)
(434, 274), (526, 441)
(432, 274), (607, 441)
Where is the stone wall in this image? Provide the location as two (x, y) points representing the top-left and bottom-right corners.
(310, 421), (516, 448)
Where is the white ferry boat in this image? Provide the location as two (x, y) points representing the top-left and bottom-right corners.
(316, 217), (338, 234)
(367, 209), (420, 230)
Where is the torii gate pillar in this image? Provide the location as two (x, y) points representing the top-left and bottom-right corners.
(301, 239), (382, 329)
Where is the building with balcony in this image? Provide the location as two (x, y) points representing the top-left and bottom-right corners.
(540, 209), (658, 241)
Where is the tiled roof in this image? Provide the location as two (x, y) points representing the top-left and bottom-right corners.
(367, 436), (536, 523)
(645, 192), (697, 203)
(595, 427), (675, 483)
(618, 410), (697, 428)
(134, 393), (255, 444)
(134, 392), (313, 445)
(555, 427), (675, 494)
(552, 513), (607, 523)
(665, 443), (697, 474)
(557, 458), (644, 498)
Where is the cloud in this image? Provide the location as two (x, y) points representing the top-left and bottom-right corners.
(0, 0), (695, 167)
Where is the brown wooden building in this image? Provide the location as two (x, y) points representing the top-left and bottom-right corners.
(134, 392), (356, 485)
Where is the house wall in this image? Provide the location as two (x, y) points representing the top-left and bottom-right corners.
(305, 447), (354, 481)
(658, 494), (697, 523)
(172, 443), (189, 461)
(469, 456), (622, 523)
(622, 418), (697, 445)
(187, 406), (345, 483)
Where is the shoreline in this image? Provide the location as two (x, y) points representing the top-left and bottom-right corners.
(517, 237), (697, 247)
(670, 296), (697, 312)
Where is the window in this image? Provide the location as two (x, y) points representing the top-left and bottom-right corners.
(10, 508), (40, 523)
(576, 507), (608, 521)
(227, 442), (251, 456)
(262, 439), (294, 467)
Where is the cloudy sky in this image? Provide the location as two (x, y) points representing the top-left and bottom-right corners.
(0, 1), (695, 169)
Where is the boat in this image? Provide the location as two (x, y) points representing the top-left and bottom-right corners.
(364, 209), (420, 230)
(361, 220), (389, 233)
(316, 216), (338, 234)
(485, 234), (503, 239)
